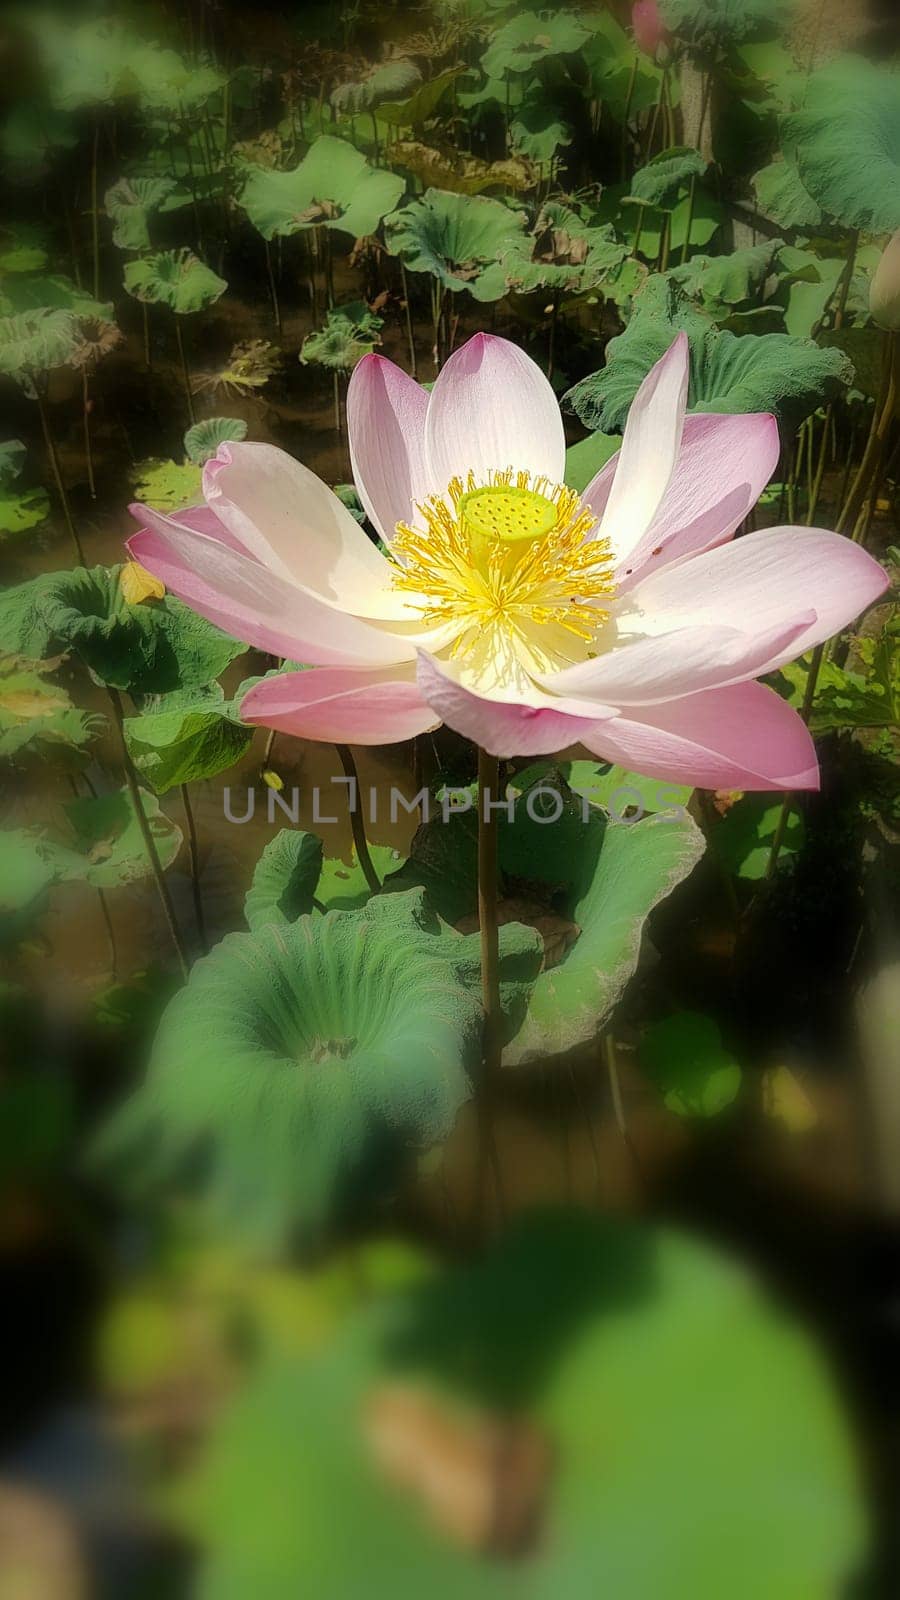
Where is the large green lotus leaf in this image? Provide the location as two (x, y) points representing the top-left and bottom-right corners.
(0, 565), (245, 695)
(565, 278), (853, 433)
(105, 175), (188, 252)
(0, 309), (79, 387)
(317, 846), (412, 913)
(124, 249), (227, 315)
(386, 773), (703, 1065)
(751, 158), (822, 229)
(659, 0), (779, 45)
(129, 44), (227, 116)
(378, 67), (468, 130)
(29, 15), (135, 110)
(665, 239), (794, 322)
(0, 272), (113, 323)
(181, 1212), (866, 1599)
(489, 202), (627, 299)
(592, 184), (724, 261)
(584, 12), (664, 119)
(124, 684), (253, 795)
(244, 830), (324, 932)
(0, 828), (58, 948)
(240, 137), (405, 241)
(183, 417), (248, 466)
(481, 10), (592, 78)
(509, 101), (573, 164)
(630, 147), (708, 211)
(640, 1010), (742, 1116)
(783, 57), (900, 232)
(300, 302), (383, 372)
(384, 190), (528, 300)
(92, 889), (482, 1246)
(332, 60), (422, 118)
(43, 788), (183, 890)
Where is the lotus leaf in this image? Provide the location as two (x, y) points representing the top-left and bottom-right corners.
(183, 417), (248, 466)
(105, 175), (189, 252)
(386, 771), (703, 1065)
(481, 10), (593, 79)
(0, 309), (79, 389)
(92, 889), (484, 1245)
(565, 277), (853, 432)
(124, 249), (227, 315)
(782, 57), (900, 233)
(384, 189), (528, 301)
(239, 137), (405, 241)
(124, 684), (254, 795)
(751, 158), (822, 230)
(0, 565), (245, 695)
(659, 0), (780, 46)
(181, 1212), (866, 1598)
(630, 147), (708, 211)
(243, 830), (325, 932)
(300, 303), (383, 372)
(332, 60), (422, 118)
(391, 144), (535, 197)
(41, 788), (183, 891)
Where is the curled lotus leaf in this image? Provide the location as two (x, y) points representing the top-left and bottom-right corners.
(391, 142), (536, 198)
(0, 309), (79, 390)
(105, 175), (188, 252)
(92, 889), (483, 1246)
(491, 201), (627, 298)
(123, 249), (227, 315)
(0, 565), (245, 695)
(183, 416), (248, 466)
(180, 1212), (866, 1598)
(243, 829), (324, 932)
(239, 136), (405, 242)
(630, 147), (708, 211)
(384, 189), (528, 301)
(331, 60), (422, 118)
(300, 302), (384, 372)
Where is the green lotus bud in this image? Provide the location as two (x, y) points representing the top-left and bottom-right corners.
(870, 231), (900, 332)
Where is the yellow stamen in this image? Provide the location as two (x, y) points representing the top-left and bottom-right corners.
(391, 468), (615, 666)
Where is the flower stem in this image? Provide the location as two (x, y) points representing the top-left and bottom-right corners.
(35, 389), (84, 564)
(400, 263), (417, 379)
(174, 317), (195, 426)
(476, 747), (506, 1224)
(90, 115), (100, 302)
(82, 368), (96, 500)
(180, 782), (208, 954)
(108, 688), (189, 979)
(335, 744), (381, 895)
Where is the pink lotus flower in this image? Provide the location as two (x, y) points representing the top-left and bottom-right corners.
(128, 333), (886, 791)
(632, 0), (668, 58)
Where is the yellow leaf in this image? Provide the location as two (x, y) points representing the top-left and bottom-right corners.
(761, 1065), (818, 1133)
(120, 561), (165, 604)
(262, 769), (284, 792)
